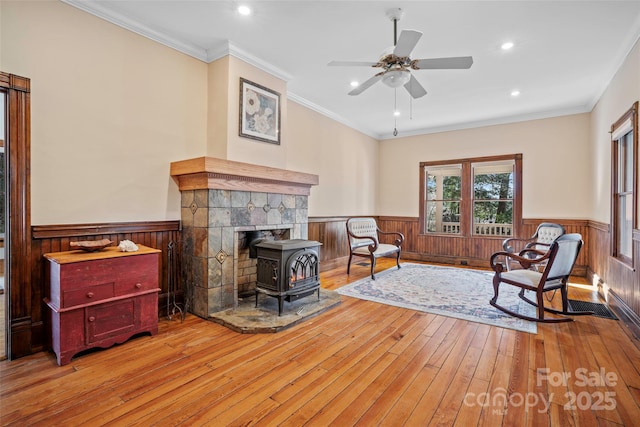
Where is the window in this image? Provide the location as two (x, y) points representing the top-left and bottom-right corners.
(420, 154), (521, 237)
(425, 165), (462, 234)
(473, 161), (514, 236)
(611, 102), (638, 266)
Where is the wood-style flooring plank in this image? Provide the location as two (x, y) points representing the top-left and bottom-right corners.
(1, 259), (640, 426)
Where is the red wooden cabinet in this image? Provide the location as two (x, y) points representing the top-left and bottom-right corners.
(44, 245), (161, 365)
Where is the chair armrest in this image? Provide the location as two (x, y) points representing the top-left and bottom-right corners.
(502, 236), (535, 253)
(490, 248), (551, 272)
(377, 229), (405, 247)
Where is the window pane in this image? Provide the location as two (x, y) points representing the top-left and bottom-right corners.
(474, 172), (513, 199)
(617, 134), (631, 191)
(426, 168), (461, 200)
(426, 201), (460, 234)
(624, 134), (633, 192)
(473, 161), (514, 236)
(473, 201), (513, 236)
(618, 194), (633, 258)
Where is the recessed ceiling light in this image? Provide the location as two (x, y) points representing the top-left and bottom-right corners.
(511, 90), (521, 97)
(237, 5), (251, 16)
(350, 81), (359, 87)
(394, 111), (401, 117)
(501, 42), (514, 50)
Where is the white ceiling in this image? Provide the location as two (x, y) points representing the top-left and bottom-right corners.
(63, 0), (640, 139)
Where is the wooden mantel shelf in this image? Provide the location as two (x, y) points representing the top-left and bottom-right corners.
(170, 157), (319, 196)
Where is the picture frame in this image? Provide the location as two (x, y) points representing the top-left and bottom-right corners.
(239, 78), (281, 145)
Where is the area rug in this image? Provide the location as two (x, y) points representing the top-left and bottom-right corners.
(337, 263), (537, 333)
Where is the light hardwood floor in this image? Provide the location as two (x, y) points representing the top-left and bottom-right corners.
(1, 259), (640, 426)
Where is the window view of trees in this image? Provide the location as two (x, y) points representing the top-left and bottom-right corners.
(426, 167), (461, 233)
(420, 155), (520, 237)
(473, 164), (514, 236)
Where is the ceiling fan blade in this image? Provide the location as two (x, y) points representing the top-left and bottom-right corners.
(413, 56), (473, 70)
(393, 30), (422, 57)
(348, 73), (383, 96)
(404, 75), (427, 99)
(328, 60), (378, 67)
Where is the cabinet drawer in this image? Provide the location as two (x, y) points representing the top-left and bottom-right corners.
(63, 282), (115, 307)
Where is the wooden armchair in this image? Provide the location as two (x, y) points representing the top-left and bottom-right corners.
(502, 222), (565, 270)
(489, 233), (592, 323)
(346, 217), (404, 280)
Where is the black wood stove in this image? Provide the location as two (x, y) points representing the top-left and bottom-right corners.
(254, 239), (322, 316)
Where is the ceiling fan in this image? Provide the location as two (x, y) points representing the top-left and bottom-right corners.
(329, 8), (473, 99)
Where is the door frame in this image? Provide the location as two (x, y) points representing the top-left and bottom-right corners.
(1, 72), (32, 360)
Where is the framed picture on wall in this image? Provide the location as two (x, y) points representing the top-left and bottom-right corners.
(239, 78), (280, 145)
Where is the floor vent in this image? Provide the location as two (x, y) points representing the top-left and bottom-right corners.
(568, 300), (618, 320)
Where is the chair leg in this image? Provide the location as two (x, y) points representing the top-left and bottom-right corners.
(395, 251), (401, 270)
(370, 256), (376, 280)
(347, 252), (353, 275)
(561, 286), (569, 312)
(518, 291), (574, 322)
(537, 291), (546, 321)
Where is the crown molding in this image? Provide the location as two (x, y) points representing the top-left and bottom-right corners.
(62, 0), (294, 82)
(61, 0), (209, 61)
(587, 15), (640, 111)
(207, 41), (293, 82)
(286, 93), (380, 140)
(378, 105), (592, 140)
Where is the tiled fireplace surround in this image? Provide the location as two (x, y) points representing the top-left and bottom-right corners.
(170, 157), (319, 318)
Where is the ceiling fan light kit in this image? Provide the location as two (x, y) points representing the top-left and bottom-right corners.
(382, 68), (411, 88)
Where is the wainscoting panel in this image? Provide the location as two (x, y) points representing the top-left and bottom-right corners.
(587, 221), (640, 336)
(376, 217), (590, 274)
(308, 217), (350, 271)
(21, 221), (181, 356)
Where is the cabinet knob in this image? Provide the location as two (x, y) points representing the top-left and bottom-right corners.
(86, 292), (94, 298)
(135, 283), (142, 289)
(88, 316), (95, 322)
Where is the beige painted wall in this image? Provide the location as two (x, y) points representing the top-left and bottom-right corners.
(589, 39), (640, 224)
(287, 101), (379, 216)
(1, 0), (208, 224)
(207, 56), (229, 159)
(377, 113), (592, 219)
(2, 0), (637, 226)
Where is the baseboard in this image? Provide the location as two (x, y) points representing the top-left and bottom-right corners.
(402, 252), (491, 270)
(607, 290), (640, 341)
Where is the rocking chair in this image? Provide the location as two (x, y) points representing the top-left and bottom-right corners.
(489, 233), (592, 323)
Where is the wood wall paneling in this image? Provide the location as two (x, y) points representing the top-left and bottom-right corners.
(11, 218), (640, 358)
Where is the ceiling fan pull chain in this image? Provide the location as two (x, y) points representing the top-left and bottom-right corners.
(393, 89), (399, 136)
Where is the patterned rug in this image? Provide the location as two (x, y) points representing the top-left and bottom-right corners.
(337, 263), (537, 333)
